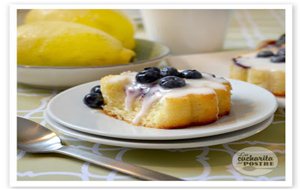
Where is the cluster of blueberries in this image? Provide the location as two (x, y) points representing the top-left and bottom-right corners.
(256, 34), (285, 63)
(84, 85), (104, 109)
(256, 47), (285, 63)
(136, 67), (203, 89)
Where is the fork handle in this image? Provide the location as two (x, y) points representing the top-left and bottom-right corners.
(54, 146), (182, 181)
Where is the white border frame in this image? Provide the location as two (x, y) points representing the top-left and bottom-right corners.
(10, 3), (293, 188)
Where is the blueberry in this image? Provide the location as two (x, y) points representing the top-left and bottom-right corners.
(180, 70), (202, 79)
(276, 34), (285, 47)
(136, 69), (160, 84)
(257, 50), (274, 58)
(271, 47), (285, 63)
(277, 48), (285, 56)
(144, 67), (161, 73)
(159, 76), (186, 89)
(90, 85), (101, 94)
(160, 66), (180, 77)
(271, 55), (285, 63)
(83, 93), (104, 109)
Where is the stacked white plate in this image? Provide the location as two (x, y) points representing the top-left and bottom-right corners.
(45, 79), (278, 149)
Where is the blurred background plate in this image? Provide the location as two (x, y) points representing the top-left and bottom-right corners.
(276, 97), (285, 108)
(17, 39), (169, 89)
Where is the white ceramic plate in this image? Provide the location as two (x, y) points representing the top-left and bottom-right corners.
(45, 113), (273, 149)
(17, 39), (170, 89)
(46, 79), (277, 140)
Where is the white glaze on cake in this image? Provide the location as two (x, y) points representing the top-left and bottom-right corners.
(118, 72), (229, 124)
(235, 51), (285, 72)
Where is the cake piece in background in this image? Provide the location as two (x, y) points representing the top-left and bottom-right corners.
(230, 34), (285, 97)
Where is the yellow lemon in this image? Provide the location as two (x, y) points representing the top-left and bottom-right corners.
(25, 9), (136, 49)
(17, 21), (135, 67)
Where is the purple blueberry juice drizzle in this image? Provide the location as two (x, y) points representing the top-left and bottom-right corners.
(125, 83), (161, 111)
(232, 58), (251, 69)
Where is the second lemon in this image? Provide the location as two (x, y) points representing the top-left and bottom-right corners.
(25, 9), (136, 49)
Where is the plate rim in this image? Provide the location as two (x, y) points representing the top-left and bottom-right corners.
(45, 113), (274, 149)
(46, 79), (277, 140)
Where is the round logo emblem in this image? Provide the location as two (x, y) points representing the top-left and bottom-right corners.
(232, 147), (278, 176)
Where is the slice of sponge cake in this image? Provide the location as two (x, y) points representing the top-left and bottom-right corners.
(100, 69), (231, 129)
